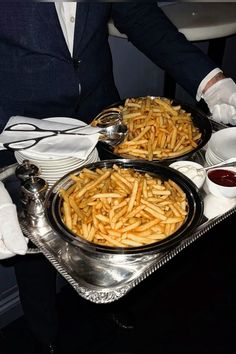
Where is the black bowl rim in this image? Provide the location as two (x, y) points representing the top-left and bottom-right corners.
(98, 97), (212, 164)
(46, 159), (204, 255)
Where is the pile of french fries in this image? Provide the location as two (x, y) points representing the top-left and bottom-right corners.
(60, 164), (188, 248)
(114, 96), (202, 160)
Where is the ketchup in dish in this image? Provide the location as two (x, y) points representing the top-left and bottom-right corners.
(208, 169), (236, 187)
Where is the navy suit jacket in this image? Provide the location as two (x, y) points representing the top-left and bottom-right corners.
(0, 2), (216, 132)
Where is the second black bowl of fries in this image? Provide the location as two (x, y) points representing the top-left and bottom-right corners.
(45, 159), (204, 255)
(96, 96), (212, 163)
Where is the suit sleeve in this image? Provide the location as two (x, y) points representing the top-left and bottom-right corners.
(111, 3), (217, 98)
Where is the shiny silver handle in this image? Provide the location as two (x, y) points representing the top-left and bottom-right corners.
(204, 157), (236, 171)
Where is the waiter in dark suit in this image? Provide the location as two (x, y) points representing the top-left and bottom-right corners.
(0, 2), (236, 353)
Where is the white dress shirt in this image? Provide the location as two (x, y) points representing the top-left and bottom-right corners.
(55, 2), (77, 57)
(54, 2), (219, 101)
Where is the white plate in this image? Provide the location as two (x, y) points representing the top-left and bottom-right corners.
(16, 150), (79, 162)
(205, 150), (219, 166)
(207, 147), (224, 161)
(15, 151), (80, 165)
(16, 153), (98, 177)
(208, 127), (236, 160)
(205, 149), (223, 165)
(15, 149), (98, 171)
(15, 148), (98, 166)
(38, 151), (99, 183)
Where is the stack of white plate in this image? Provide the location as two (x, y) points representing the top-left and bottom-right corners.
(205, 127), (236, 166)
(14, 148), (99, 187)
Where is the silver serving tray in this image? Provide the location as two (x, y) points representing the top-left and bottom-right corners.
(1, 119), (236, 304)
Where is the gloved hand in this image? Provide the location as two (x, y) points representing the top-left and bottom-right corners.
(202, 78), (236, 125)
(0, 181), (28, 260)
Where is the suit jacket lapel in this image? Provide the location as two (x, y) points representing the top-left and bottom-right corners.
(35, 2), (71, 60)
(73, 3), (90, 58)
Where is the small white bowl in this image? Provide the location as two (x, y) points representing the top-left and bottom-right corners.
(169, 160), (206, 189)
(205, 166), (236, 198)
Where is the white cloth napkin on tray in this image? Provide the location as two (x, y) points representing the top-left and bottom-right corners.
(0, 116), (101, 159)
(0, 181), (28, 260)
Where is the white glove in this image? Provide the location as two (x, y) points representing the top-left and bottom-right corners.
(202, 78), (236, 125)
(0, 181), (28, 260)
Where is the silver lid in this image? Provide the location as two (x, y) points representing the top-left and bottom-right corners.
(21, 176), (48, 197)
(15, 160), (40, 182)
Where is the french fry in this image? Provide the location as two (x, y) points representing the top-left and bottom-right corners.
(127, 180), (139, 212)
(114, 96), (201, 160)
(91, 193), (124, 199)
(75, 170), (111, 198)
(63, 201), (72, 229)
(59, 165), (189, 248)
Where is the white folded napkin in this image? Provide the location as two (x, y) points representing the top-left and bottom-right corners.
(0, 116), (102, 159)
(0, 181), (28, 260)
(204, 193), (236, 220)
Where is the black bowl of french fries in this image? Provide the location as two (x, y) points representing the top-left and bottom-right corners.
(97, 96), (212, 164)
(46, 159), (203, 255)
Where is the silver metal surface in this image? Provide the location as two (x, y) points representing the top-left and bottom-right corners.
(15, 160), (40, 182)
(92, 107), (127, 146)
(19, 199), (236, 303)
(92, 107), (123, 127)
(15, 160), (47, 226)
(1, 119), (235, 303)
(45, 159), (204, 290)
(202, 157), (236, 171)
(99, 123), (128, 146)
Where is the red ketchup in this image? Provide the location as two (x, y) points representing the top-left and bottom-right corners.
(208, 169), (236, 187)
